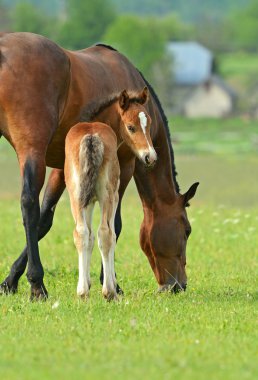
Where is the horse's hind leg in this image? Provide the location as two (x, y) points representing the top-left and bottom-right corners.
(98, 178), (119, 300)
(0, 169), (65, 294)
(70, 198), (95, 298)
(99, 158), (135, 294)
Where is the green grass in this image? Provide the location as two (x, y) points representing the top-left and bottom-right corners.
(0, 120), (257, 380)
(219, 52), (258, 88)
(218, 52), (258, 112)
(170, 116), (258, 155)
(0, 198), (257, 380)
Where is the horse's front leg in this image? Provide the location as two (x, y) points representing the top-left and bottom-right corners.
(0, 169), (65, 295)
(20, 156), (48, 299)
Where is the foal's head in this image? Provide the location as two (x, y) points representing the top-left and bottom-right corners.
(117, 87), (157, 167)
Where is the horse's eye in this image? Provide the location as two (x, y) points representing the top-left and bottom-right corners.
(127, 125), (136, 133)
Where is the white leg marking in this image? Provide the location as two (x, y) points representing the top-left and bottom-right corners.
(68, 163), (94, 298)
(97, 170), (119, 300)
(74, 209), (90, 297)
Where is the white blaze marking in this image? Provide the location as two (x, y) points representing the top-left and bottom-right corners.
(138, 111), (157, 163)
(139, 111), (147, 134)
(138, 111), (152, 150)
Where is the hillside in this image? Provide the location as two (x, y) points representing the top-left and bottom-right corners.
(2, 0), (252, 22)
(112, 0), (251, 21)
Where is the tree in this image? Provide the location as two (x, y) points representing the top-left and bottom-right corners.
(10, 1), (49, 35)
(104, 15), (166, 79)
(103, 15), (174, 109)
(158, 13), (192, 41)
(227, 0), (258, 51)
(0, 0), (11, 31)
(57, 0), (116, 49)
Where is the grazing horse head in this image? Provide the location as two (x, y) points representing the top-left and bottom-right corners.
(140, 182), (199, 293)
(117, 87), (157, 167)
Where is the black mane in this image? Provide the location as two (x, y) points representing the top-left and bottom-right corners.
(137, 71), (180, 193)
(95, 43), (117, 51)
(93, 43), (180, 193)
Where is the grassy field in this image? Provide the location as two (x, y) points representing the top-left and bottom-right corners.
(0, 119), (257, 380)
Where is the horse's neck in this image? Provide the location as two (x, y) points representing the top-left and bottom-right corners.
(133, 112), (177, 213)
(93, 101), (122, 147)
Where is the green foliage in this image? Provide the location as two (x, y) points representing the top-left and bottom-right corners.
(111, 0), (251, 21)
(2, 0), (62, 14)
(158, 13), (193, 41)
(0, 0), (10, 31)
(227, 0), (258, 51)
(10, 1), (49, 35)
(104, 15), (166, 79)
(57, 0), (116, 49)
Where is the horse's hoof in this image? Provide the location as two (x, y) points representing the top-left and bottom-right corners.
(116, 283), (124, 295)
(0, 279), (18, 295)
(77, 290), (90, 299)
(104, 293), (118, 302)
(30, 283), (48, 301)
(103, 288), (118, 302)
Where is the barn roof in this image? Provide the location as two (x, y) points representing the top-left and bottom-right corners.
(167, 41), (213, 85)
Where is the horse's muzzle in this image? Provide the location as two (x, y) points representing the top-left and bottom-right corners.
(141, 150), (157, 167)
(158, 282), (187, 293)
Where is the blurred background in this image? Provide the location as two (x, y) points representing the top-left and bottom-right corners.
(0, 0), (258, 208)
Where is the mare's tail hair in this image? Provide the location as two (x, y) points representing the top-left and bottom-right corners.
(79, 134), (104, 209)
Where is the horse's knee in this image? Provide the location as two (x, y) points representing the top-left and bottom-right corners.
(21, 160), (43, 224)
(98, 224), (115, 254)
(21, 187), (40, 227)
(73, 224), (88, 248)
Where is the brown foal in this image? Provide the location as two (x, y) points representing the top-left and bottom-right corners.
(65, 89), (156, 299)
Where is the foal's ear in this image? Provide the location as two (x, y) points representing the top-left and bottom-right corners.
(119, 89), (130, 111)
(182, 182), (199, 207)
(138, 86), (149, 105)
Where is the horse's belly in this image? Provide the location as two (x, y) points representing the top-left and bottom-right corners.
(46, 134), (66, 169)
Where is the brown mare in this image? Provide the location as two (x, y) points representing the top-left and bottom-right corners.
(65, 90), (156, 299)
(0, 32), (198, 299)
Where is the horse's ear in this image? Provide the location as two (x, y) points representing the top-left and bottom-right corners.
(182, 182), (199, 207)
(138, 86), (149, 104)
(119, 89), (130, 111)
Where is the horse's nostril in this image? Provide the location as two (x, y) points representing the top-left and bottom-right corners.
(172, 282), (187, 293)
(145, 154), (150, 165)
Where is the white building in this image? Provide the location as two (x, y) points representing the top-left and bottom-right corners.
(167, 42), (236, 118)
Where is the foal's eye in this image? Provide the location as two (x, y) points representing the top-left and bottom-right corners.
(127, 125), (136, 133)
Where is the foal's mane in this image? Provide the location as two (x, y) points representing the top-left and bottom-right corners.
(80, 90), (146, 122)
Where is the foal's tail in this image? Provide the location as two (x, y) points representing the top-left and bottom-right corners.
(79, 134), (104, 209)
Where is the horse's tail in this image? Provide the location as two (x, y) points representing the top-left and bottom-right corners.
(78, 134), (104, 209)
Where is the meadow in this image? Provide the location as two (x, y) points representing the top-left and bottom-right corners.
(0, 117), (257, 380)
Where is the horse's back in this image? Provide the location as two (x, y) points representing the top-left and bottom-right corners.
(66, 122), (117, 153)
(63, 45), (146, 116)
